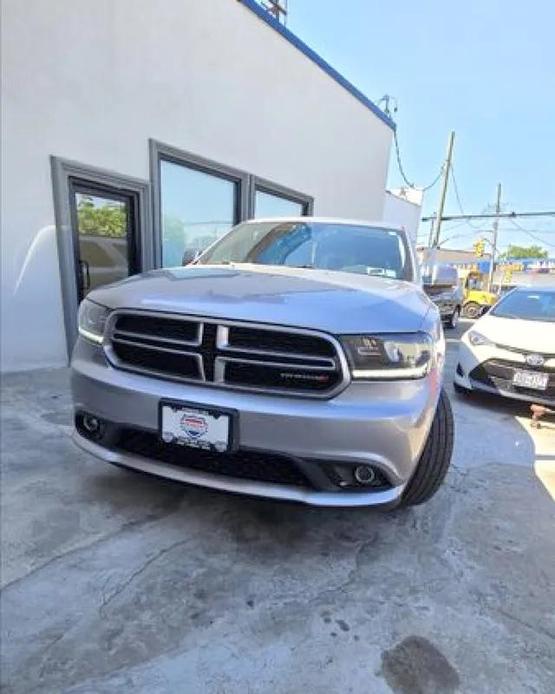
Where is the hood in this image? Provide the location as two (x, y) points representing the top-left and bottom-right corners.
(476, 313), (555, 352)
(89, 264), (432, 334)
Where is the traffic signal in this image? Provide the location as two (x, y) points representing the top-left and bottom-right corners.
(473, 239), (486, 257)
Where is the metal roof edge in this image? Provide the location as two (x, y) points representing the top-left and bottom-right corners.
(237, 0), (396, 130)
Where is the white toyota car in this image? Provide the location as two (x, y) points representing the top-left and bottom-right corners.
(454, 286), (555, 405)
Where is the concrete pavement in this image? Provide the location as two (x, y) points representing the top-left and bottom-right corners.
(1, 321), (554, 693)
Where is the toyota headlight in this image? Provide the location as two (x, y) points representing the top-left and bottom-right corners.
(78, 299), (109, 344)
(340, 333), (434, 380)
(467, 330), (493, 347)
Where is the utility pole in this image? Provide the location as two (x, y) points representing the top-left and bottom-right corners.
(427, 214), (436, 247)
(432, 130), (455, 247)
(487, 183), (502, 292)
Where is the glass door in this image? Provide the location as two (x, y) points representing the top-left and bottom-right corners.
(69, 180), (140, 300)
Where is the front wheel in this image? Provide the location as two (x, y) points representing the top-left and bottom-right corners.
(463, 302), (481, 319)
(400, 389), (454, 507)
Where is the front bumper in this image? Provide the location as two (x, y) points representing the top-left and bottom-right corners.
(71, 339), (441, 507)
(455, 340), (555, 405)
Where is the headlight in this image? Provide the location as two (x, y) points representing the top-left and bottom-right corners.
(340, 332), (434, 379)
(467, 330), (493, 347)
(78, 299), (109, 343)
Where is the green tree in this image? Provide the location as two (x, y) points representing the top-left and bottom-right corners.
(499, 244), (548, 260)
(77, 196), (126, 237)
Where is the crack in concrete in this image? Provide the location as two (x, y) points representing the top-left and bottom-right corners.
(1, 507), (184, 592)
(38, 631), (67, 679)
(493, 606), (555, 642)
(98, 538), (192, 617)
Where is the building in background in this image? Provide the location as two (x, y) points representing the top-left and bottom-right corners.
(416, 247), (492, 268)
(383, 188), (423, 247)
(1, 0), (395, 372)
(416, 247), (555, 291)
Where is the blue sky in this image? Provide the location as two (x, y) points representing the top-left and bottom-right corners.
(287, 0), (555, 253)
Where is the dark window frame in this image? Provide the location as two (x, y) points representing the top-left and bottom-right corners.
(250, 175), (314, 218)
(69, 178), (141, 301)
(150, 140), (250, 267)
(51, 157), (153, 360)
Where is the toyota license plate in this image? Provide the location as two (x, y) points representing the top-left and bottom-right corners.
(160, 402), (232, 452)
(512, 370), (548, 391)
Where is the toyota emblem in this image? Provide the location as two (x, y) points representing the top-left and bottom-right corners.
(525, 353), (545, 367)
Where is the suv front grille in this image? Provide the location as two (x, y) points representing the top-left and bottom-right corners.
(105, 311), (345, 397)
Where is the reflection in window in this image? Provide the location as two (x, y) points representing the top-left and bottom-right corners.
(201, 222), (409, 279)
(76, 194), (127, 238)
(255, 189), (305, 218)
(74, 193), (129, 294)
(160, 160), (237, 267)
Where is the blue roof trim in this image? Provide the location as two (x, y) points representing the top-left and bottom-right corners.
(238, 0), (396, 131)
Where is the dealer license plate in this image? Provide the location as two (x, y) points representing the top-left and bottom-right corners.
(512, 370), (548, 391)
(160, 403), (231, 452)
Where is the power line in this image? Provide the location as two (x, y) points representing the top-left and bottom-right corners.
(442, 220), (470, 231)
(422, 211), (555, 222)
(501, 232), (555, 236)
(449, 164), (483, 229)
(507, 219), (555, 249)
(392, 128), (444, 191)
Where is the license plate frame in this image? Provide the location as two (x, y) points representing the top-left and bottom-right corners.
(512, 369), (549, 391)
(159, 400), (238, 453)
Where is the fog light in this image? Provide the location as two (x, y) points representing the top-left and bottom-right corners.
(353, 465), (376, 485)
(82, 414), (100, 434)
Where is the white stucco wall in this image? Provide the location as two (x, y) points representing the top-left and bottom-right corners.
(1, 0), (393, 371)
(382, 189), (423, 247)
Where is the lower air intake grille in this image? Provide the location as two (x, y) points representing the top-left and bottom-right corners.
(117, 429), (312, 488)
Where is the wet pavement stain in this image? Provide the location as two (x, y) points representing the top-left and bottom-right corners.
(381, 636), (460, 693)
(41, 411), (72, 426)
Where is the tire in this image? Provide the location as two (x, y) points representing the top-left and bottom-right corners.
(463, 302), (481, 319)
(400, 389), (454, 507)
(445, 306), (460, 329)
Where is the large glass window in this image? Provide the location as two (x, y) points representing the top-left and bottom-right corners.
(160, 160), (237, 267)
(254, 189), (306, 218)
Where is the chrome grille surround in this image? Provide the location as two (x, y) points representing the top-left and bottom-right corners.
(104, 310), (350, 398)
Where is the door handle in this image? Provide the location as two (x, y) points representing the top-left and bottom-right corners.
(80, 259), (90, 291)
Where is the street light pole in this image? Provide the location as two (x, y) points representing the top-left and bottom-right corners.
(487, 183), (502, 292)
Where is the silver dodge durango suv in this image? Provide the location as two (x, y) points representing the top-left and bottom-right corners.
(72, 218), (454, 508)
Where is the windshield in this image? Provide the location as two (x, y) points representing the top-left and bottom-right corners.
(197, 221), (413, 280)
(491, 288), (555, 322)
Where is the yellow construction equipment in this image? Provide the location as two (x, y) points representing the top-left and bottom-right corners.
(458, 269), (498, 318)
